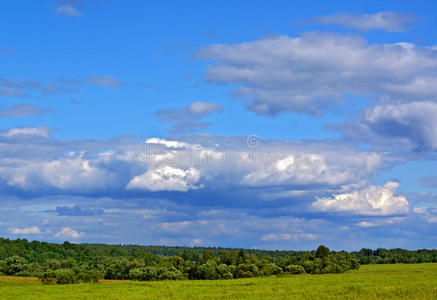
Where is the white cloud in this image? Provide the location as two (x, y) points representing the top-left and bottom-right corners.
(127, 166), (201, 192)
(361, 102), (437, 151)
(2, 126), (51, 137)
(241, 151), (381, 188)
(187, 102), (223, 116)
(5, 157), (116, 191)
(0, 130), (386, 199)
(261, 233), (316, 242)
(10, 226), (41, 235)
(313, 181), (410, 216)
(413, 207), (437, 223)
(356, 221), (377, 228)
(197, 34), (437, 115)
(146, 137), (189, 149)
(55, 227), (82, 239)
(316, 11), (415, 32)
(56, 5), (82, 17)
(243, 153), (342, 186)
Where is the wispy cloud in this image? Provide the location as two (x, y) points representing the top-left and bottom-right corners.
(0, 104), (46, 117)
(156, 101), (223, 134)
(0, 78), (40, 97)
(420, 176), (437, 188)
(55, 205), (104, 216)
(315, 11), (416, 32)
(0, 87), (26, 97)
(56, 4), (82, 17)
(89, 75), (122, 87)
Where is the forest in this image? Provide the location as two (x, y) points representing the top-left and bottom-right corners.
(0, 238), (435, 284)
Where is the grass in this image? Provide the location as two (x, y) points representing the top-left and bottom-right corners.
(1, 264), (437, 299)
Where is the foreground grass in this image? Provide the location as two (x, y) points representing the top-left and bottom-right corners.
(1, 263), (437, 299)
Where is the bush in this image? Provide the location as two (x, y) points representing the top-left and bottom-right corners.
(158, 266), (183, 280)
(77, 270), (101, 283)
(3, 256), (26, 275)
(39, 268), (100, 284)
(53, 269), (78, 284)
(235, 264), (260, 278)
(217, 264), (233, 279)
(261, 263), (283, 276)
(284, 265), (306, 274)
(39, 270), (58, 285)
(129, 266), (158, 281)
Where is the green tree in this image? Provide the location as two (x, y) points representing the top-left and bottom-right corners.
(4, 256), (26, 275)
(316, 245), (330, 258)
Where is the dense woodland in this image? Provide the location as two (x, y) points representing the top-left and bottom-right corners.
(0, 238), (435, 284)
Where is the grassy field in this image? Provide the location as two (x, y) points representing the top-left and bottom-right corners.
(0, 263), (436, 299)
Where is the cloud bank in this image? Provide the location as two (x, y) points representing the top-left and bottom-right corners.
(198, 34), (437, 115)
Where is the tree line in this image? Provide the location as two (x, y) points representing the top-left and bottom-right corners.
(1, 238), (436, 284)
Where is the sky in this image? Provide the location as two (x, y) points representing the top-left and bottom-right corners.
(1, 0), (437, 250)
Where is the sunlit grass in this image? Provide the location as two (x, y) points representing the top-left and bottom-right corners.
(1, 263), (437, 299)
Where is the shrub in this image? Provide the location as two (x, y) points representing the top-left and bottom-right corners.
(3, 256), (26, 275)
(53, 269), (78, 284)
(217, 264), (233, 279)
(284, 265), (306, 274)
(77, 270), (101, 283)
(158, 266), (183, 280)
(235, 264), (260, 278)
(261, 263), (283, 276)
(129, 266), (159, 281)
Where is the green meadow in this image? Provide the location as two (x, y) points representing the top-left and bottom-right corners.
(1, 263), (436, 299)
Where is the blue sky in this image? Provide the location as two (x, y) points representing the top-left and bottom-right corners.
(1, 0), (437, 250)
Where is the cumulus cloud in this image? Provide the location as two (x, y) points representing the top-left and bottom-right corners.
(313, 181), (410, 216)
(0, 128), (386, 199)
(241, 150), (381, 189)
(336, 101), (437, 151)
(197, 34), (437, 115)
(0, 104), (46, 117)
(243, 153), (347, 187)
(56, 4), (82, 17)
(89, 75), (122, 87)
(315, 11), (416, 32)
(5, 156), (118, 192)
(55, 227), (83, 239)
(127, 166), (201, 192)
(10, 226), (41, 235)
(156, 101), (223, 134)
